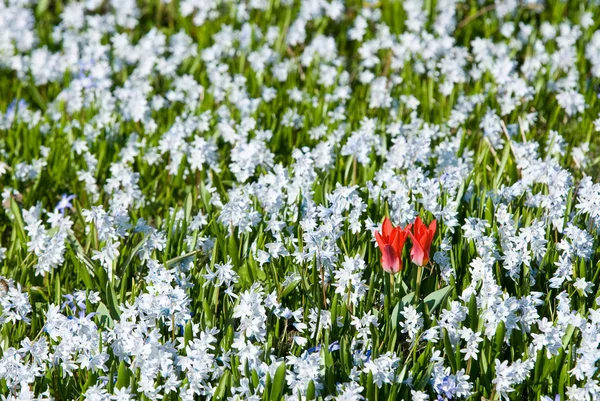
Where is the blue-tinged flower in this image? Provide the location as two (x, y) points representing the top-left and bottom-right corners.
(307, 341), (341, 355)
(56, 194), (76, 214)
(5, 99), (27, 120)
(435, 374), (456, 399)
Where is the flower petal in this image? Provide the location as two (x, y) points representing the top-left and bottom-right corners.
(392, 227), (407, 255)
(381, 244), (400, 274)
(375, 231), (386, 250)
(428, 219), (437, 242)
(408, 231), (425, 266)
(382, 217), (393, 238)
(413, 216), (423, 234)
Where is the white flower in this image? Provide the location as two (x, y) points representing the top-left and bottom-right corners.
(362, 352), (400, 388)
(400, 305), (423, 341)
(411, 390), (429, 401)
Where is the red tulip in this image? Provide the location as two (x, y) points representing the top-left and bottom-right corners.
(375, 217), (408, 274)
(407, 217), (436, 266)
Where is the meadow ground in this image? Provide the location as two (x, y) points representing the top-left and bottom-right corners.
(1, 0), (600, 400)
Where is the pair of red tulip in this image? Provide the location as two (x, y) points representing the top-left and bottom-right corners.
(374, 216), (436, 274)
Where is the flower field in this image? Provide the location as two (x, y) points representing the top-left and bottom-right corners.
(2, 0), (600, 400)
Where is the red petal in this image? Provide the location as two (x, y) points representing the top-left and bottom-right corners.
(419, 231), (430, 251)
(381, 244), (400, 274)
(375, 231), (386, 250)
(408, 231), (425, 266)
(382, 217), (393, 238)
(392, 227), (407, 255)
(428, 219), (437, 240)
(419, 232), (431, 263)
(413, 216), (423, 234)
(389, 227), (397, 244)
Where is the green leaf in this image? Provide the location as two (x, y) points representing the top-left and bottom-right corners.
(36, 0), (50, 17)
(184, 321), (193, 348)
(76, 254), (95, 288)
(165, 249), (203, 267)
(306, 379), (316, 400)
(264, 373), (271, 401)
(366, 372), (375, 400)
(423, 285), (453, 313)
(559, 353), (569, 395)
(443, 328), (457, 372)
(9, 198), (27, 245)
(401, 290), (415, 306)
(95, 302), (114, 328)
(562, 324), (576, 348)
(27, 81), (47, 110)
(494, 320), (505, 357)
(228, 234), (240, 267)
(118, 234), (149, 280)
(534, 350), (545, 383)
(468, 293), (478, 331)
(214, 371), (230, 400)
(70, 237), (97, 279)
(184, 191), (193, 223)
(252, 369), (260, 390)
(106, 282), (121, 320)
(115, 361), (130, 389)
(493, 143), (511, 189)
(391, 300), (401, 328)
(281, 277), (301, 298)
(270, 362), (286, 401)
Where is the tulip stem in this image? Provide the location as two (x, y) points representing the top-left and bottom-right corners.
(415, 265), (423, 301)
(384, 272), (391, 320)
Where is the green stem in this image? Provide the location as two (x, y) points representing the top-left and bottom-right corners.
(384, 273), (391, 321)
(415, 265), (423, 301)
